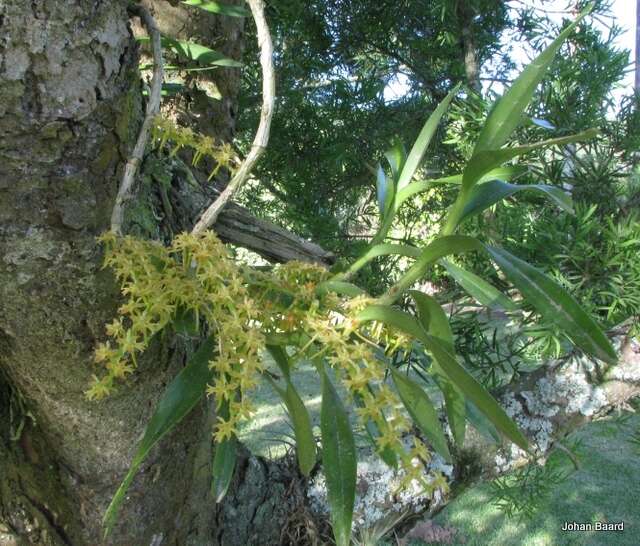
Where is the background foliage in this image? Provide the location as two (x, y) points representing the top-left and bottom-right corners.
(236, 0), (639, 363)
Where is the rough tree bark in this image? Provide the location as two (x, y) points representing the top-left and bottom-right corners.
(456, 0), (481, 92)
(0, 1), (315, 545)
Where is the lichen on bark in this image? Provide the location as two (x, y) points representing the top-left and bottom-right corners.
(0, 1), (212, 543)
(0, 2), (313, 544)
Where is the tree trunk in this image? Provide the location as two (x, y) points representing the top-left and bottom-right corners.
(456, 0), (481, 92)
(0, 2), (307, 545)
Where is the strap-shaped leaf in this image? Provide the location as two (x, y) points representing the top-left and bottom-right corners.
(103, 337), (216, 536)
(397, 84), (460, 190)
(420, 325), (529, 453)
(265, 347), (316, 476)
(212, 401), (237, 502)
(382, 235), (484, 303)
(409, 290), (465, 446)
(356, 306), (529, 451)
(460, 180), (573, 223)
(391, 369), (452, 462)
(182, 0), (250, 17)
(474, 5), (592, 153)
(371, 86), (460, 245)
(463, 129), (598, 191)
(409, 290), (454, 348)
(320, 365), (356, 546)
(395, 165), (528, 209)
(266, 344), (291, 379)
(140, 36), (243, 67)
(485, 246), (617, 364)
(441, 260), (518, 311)
(384, 140), (407, 182)
(334, 243), (422, 281)
(377, 238), (616, 366)
(211, 438), (237, 502)
(465, 399), (501, 443)
(316, 280), (366, 298)
(376, 164), (389, 215)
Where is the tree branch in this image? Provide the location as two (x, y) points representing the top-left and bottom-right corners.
(192, 0), (275, 233)
(111, 4), (164, 235)
(215, 205), (335, 265)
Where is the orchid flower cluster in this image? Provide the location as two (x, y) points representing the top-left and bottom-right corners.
(150, 116), (238, 180)
(90, 231), (442, 489)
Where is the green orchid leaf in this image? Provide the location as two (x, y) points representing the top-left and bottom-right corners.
(376, 164), (388, 215)
(441, 260), (518, 311)
(140, 36), (243, 68)
(356, 306), (529, 451)
(335, 243), (422, 281)
(182, 0), (250, 17)
(384, 140), (407, 182)
(460, 179), (574, 223)
(424, 335), (528, 451)
(103, 337), (216, 536)
(474, 5), (592, 153)
(320, 365), (356, 546)
(409, 290), (454, 347)
(408, 290), (466, 445)
(397, 84), (460, 190)
(265, 348), (316, 476)
(266, 344), (291, 379)
(396, 165), (528, 209)
(405, 235), (483, 271)
(211, 401), (237, 502)
(485, 246), (617, 364)
(211, 437), (237, 502)
(391, 369), (452, 461)
(316, 280), (366, 298)
(465, 399), (501, 443)
(382, 235), (484, 303)
(463, 129), (598, 192)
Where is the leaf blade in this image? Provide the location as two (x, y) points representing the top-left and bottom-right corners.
(460, 179), (574, 223)
(409, 290), (466, 445)
(441, 260), (517, 311)
(182, 0), (250, 17)
(211, 437), (237, 502)
(463, 129), (598, 191)
(103, 337), (216, 535)
(485, 246), (617, 364)
(316, 280), (367, 298)
(265, 347), (317, 475)
(211, 401), (237, 502)
(320, 366), (356, 546)
(474, 6), (591, 153)
(397, 85), (460, 190)
(391, 369), (452, 461)
(395, 165), (528, 209)
(356, 306), (529, 451)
